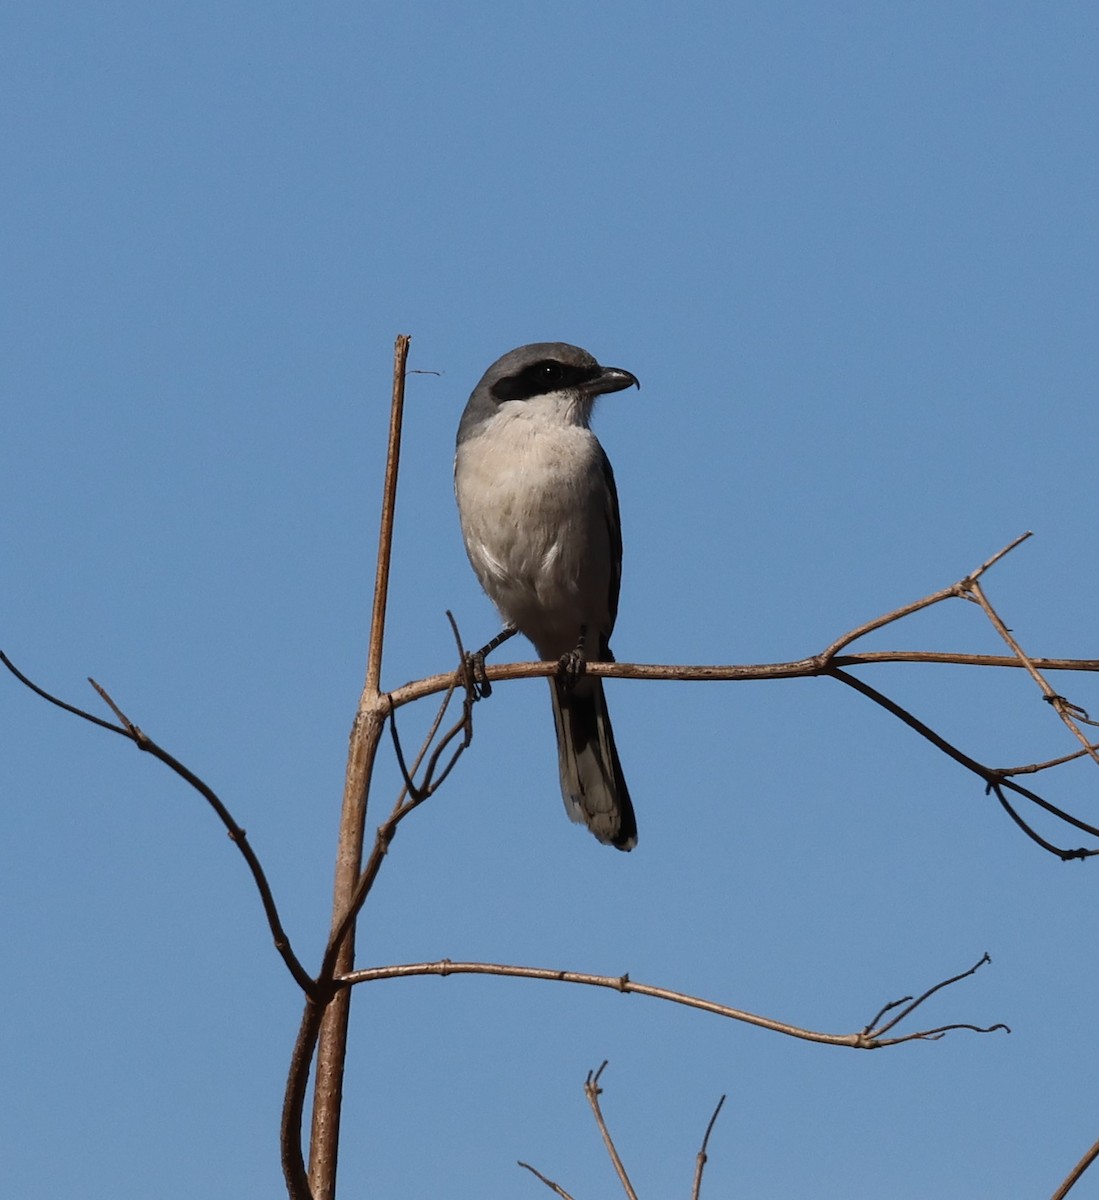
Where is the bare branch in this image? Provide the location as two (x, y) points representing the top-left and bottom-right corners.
(819, 583), (961, 662)
(321, 659), (477, 988)
(1, 650), (128, 734)
(691, 1094), (726, 1200)
(1051, 1131), (1099, 1200)
(818, 532), (1033, 661)
(371, 532), (1097, 716)
(386, 651), (1099, 713)
(1, 655), (315, 995)
(518, 1161), (577, 1200)
(339, 958), (1006, 1049)
(526, 1069), (728, 1200)
(385, 615), (476, 804)
(308, 333), (412, 1200)
(965, 530), (1034, 580)
(833, 651), (1099, 671)
(965, 578), (1099, 769)
(829, 669), (1099, 860)
(864, 954), (999, 1038)
(585, 1063), (638, 1200)
(281, 998), (326, 1200)
(986, 782), (1099, 860)
(999, 745), (1099, 776)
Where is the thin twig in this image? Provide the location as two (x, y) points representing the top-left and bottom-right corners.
(999, 746), (1099, 776)
(383, 614), (476, 807)
(1, 655), (315, 995)
(585, 1063), (638, 1200)
(691, 1094), (726, 1200)
(323, 666), (475, 984)
(817, 532), (1032, 661)
(819, 583), (961, 661)
(833, 651), (1099, 671)
(964, 530), (1034, 580)
(517, 1161), (578, 1200)
(829, 669), (1099, 859)
(986, 783), (1097, 859)
(1, 650), (126, 733)
(322, 706), (471, 972)
(324, 614), (480, 968)
(339, 958), (1007, 1049)
(965, 578), (1099, 769)
(865, 954), (994, 1038)
(387, 686), (455, 802)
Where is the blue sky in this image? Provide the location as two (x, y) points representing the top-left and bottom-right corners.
(4, 3), (1099, 1197)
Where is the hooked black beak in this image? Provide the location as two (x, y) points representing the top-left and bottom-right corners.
(585, 365), (640, 396)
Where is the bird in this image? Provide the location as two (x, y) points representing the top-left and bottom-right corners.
(454, 342), (639, 850)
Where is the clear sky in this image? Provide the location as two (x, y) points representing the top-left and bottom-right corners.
(4, 3), (1099, 1197)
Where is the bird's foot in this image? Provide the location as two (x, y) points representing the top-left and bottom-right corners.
(464, 651), (492, 700)
(556, 647), (586, 693)
(462, 624), (519, 700)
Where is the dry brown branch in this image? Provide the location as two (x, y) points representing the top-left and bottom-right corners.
(270, 334), (414, 1200)
(0, 652), (315, 995)
(278, 665), (477, 1200)
(523, 1065), (728, 1200)
(385, 613), (476, 803)
(518, 1161), (577, 1200)
(691, 1094), (726, 1200)
(964, 577), (1099, 769)
(281, 998), (327, 1200)
(339, 955), (1007, 1048)
(831, 670), (1099, 860)
(283, 341), (483, 1200)
(1051, 1131), (1099, 1200)
(999, 745), (1099, 776)
(301, 335), (415, 1200)
(381, 529), (1096, 712)
(861, 953), (995, 1038)
(384, 650), (1099, 710)
(585, 1062), (639, 1199)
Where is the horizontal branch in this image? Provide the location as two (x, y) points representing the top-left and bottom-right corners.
(339, 957), (1006, 1049)
(385, 652), (1099, 710)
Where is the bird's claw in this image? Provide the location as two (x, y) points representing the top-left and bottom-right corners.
(464, 651), (492, 700)
(556, 648), (585, 693)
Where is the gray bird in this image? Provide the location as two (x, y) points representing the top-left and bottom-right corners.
(454, 342), (639, 850)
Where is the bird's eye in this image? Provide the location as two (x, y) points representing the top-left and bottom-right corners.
(538, 362), (564, 385)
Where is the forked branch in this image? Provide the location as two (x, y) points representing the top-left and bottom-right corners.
(340, 954), (1007, 1049)
(521, 1064), (727, 1199)
(0, 652), (314, 995)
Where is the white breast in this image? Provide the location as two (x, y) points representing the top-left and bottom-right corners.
(454, 396), (614, 659)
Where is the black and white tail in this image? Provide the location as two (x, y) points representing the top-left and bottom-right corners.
(549, 677), (637, 850)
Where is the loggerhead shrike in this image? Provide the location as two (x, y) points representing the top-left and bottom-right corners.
(454, 342), (639, 850)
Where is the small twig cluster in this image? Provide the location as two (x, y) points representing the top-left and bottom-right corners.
(518, 1062), (725, 1200)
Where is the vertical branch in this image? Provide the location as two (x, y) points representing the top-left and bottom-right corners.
(585, 1063), (639, 1200)
(306, 334), (412, 1200)
(690, 1094), (726, 1200)
(364, 338), (410, 696)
